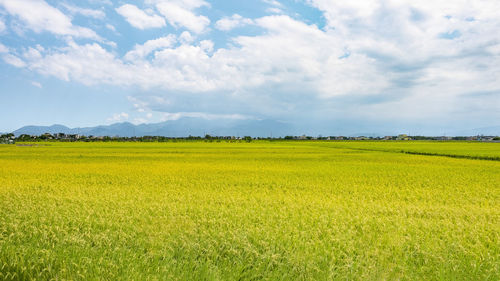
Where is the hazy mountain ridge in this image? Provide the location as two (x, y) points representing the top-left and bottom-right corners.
(11, 120), (500, 137)
(12, 118), (294, 138)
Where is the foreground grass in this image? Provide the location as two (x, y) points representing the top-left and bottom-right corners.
(0, 141), (499, 280)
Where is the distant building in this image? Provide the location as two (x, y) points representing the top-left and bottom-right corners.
(0, 135), (15, 144)
(397, 134), (411, 140)
(480, 136), (495, 142)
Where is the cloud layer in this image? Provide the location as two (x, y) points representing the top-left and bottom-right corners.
(0, 0), (499, 133)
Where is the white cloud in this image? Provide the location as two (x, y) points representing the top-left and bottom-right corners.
(161, 112), (251, 121)
(31, 81), (42, 88)
(3, 54), (26, 67)
(262, 0), (283, 7)
(0, 43), (8, 53)
(107, 112), (129, 122)
(124, 35), (177, 61)
(266, 8), (284, 14)
(105, 24), (116, 32)
(262, 0), (284, 14)
(487, 43), (500, 55)
(89, 0), (112, 5)
(0, 18), (5, 33)
(23, 47), (42, 60)
(199, 40), (213, 52)
(145, 0), (210, 10)
(104, 40), (117, 49)
(155, 1), (210, 33)
(25, 40), (128, 84)
(215, 14), (254, 31)
(0, 0), (99, 39)
(7, 15), (392, 97)
(132, 118), (148, 124)
(179, 31), (194, 44)
(18, 14), (387, 101)
(299, 0), (500, 121)
(128, 96), (153, 112)
(116, 4), (166, 30)
(305, 0), (500, 61)
(61, 3), (105, 19)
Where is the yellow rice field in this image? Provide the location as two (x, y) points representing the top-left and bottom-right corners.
(0, 141), (499, 280)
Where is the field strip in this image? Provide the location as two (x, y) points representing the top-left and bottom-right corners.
(317, 144), (500, 161)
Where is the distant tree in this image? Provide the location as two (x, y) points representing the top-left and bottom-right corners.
(40, 133), (53, 140)
(17, 134), (31, 141)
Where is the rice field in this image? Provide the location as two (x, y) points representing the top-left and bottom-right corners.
(0, 141), (499, 280)
(319, 141), (500, 160)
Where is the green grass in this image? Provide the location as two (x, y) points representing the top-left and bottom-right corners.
(0, 141), (499, 280)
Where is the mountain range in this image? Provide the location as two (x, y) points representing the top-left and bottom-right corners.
(12, 118), (295, 138)
(10, 119), (500, 137)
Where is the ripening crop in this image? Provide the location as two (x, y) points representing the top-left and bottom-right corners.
(0, 141), (499, 280)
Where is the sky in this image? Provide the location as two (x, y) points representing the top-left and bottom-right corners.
(0, 0), (499, 135)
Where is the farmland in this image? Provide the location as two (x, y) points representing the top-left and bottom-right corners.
(0, 141), (499, 280)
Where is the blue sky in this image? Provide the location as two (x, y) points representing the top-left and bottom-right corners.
(0, 0), (499, 135)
